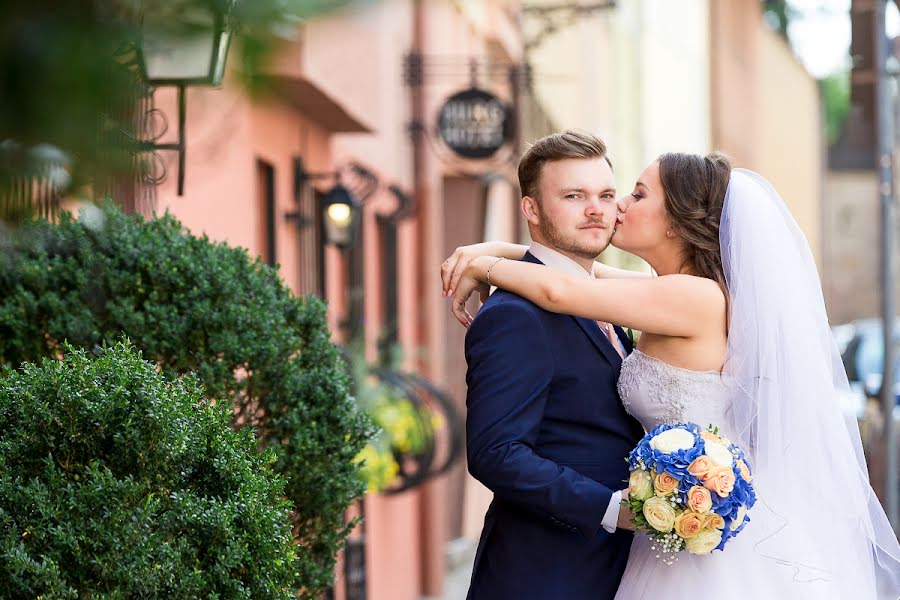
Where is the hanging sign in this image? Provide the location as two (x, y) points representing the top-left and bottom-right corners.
(437, 88), (512, 159)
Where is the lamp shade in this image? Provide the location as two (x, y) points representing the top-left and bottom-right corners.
(140, 7), (231, 87)
(321, 184), (361, 249)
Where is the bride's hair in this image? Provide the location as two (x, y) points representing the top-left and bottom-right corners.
(657, 151), (732, 295)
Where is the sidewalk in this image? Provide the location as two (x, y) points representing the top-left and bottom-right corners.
(434, 538), (475, 600)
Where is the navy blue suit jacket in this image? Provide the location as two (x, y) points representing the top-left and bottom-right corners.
(465, 253), (644, 600)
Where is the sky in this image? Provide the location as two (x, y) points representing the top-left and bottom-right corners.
(786, 0), (900, 78)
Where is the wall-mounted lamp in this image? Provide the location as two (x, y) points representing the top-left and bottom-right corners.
(288, 158), (379, 251)
(321, 183), (361, 249)
(137, 4), (232, 195)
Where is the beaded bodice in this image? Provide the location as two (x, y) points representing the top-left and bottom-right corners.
(617, 349), (730, 432)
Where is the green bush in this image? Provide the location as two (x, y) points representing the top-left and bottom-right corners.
(0, 203), (374, 596)
(0, 341), (298, 598)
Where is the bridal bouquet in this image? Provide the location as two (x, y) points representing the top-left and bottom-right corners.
(623, 423), (756, 564)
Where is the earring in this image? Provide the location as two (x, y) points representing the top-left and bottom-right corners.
(666, 229), (673, 238)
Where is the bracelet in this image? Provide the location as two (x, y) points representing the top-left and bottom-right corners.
(486, 257), (505, 287)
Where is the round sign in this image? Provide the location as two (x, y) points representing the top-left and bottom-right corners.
(437, 89), (512, 159)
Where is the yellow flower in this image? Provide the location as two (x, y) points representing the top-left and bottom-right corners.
(355, 443), (400, 494)
(684, 529), (723, 555)
(628, 469), (653, 501)
(431, 414), (444, 430)
(642, 496), (677, 533)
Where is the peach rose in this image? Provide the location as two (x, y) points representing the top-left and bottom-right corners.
(703, 466), (736, 498)
(684, 529), (723, 555)
(700, 431), (722, 444)
(674, 511), (705, 539)
(688, 455), (714, 479)
(653, 472), (679, 497)
(642, 497), (677, 533)
(686, 486), (713, 513)
(703, 513), (726, 531)
(736, 458), (752, 482)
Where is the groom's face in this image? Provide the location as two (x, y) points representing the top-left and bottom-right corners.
(526, 157), (617, 260)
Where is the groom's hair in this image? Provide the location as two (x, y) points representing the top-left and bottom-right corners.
(518, 130), (612, 201)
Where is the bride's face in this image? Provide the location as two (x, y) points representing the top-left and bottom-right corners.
(612, 161), (673, 254)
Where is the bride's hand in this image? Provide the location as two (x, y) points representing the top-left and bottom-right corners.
(441, 241), (524, 296)
(450, 258), (492, 327)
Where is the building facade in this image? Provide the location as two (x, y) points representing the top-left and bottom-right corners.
(147, 2), (826, 598)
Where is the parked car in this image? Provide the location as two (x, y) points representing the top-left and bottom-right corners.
(838, 318), (900, 413)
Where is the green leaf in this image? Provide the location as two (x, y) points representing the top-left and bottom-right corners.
(0, 204), (374, 597)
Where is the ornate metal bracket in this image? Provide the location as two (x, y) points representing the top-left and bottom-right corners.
(523, 1), (617, 51)
(136, 84), (186, 196)
(403, 52), (531, 171)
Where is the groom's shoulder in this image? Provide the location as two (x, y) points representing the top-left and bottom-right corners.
(481, 288), (539, 310)
(472, 289), (548, 327)
(465, 292), (548, 351)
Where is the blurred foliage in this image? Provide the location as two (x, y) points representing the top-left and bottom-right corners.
(0, 341), (299, 598)
(348, 349), (439, 494)
(761, 1), (851, 145)
(0, 0), (361, 220)
(762, 0), (792, 39)
(0, 202), (375, 597)
(820, 71), (851, 145)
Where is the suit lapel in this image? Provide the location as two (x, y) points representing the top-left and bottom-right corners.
(573, 316), (623, 369)
(614, 325), (634, 355)
(523, 251), (625, 367)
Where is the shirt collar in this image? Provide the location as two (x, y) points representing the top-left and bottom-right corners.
(528, 242), (595, 279)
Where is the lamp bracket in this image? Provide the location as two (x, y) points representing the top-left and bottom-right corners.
(522, 1), (617, 51)
(136, 84), (187, 195)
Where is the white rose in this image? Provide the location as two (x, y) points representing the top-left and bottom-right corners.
(684, 529), (723, 555)
(724, 504), (748, 534)
(628, 469), (654, 501)
(704, 442), (734, 468)
(648, 429), (696, 454)
(642, 496), (677, 533)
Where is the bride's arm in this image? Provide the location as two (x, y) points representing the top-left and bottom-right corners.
(441, 242), (527, 294)
(592, 262), (652, 280)
(441, 242), (648, 294)
(451, 256), (723, 337)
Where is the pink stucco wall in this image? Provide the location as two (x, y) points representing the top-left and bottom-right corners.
(152, 3), (523, 599)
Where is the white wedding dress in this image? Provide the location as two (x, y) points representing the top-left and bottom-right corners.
(613, 349), (877, 599)
(611, 169), (899, 599)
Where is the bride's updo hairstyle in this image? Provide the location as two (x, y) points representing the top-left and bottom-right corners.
(657, 151), (732, 295)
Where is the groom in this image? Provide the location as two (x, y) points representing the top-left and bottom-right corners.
(464, 130), (644, 599)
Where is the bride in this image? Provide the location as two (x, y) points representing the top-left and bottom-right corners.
(442, 152), (900, 599)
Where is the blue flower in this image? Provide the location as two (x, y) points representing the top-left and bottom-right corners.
(624, 421), (758, 557)
(630, 423), (703, 478)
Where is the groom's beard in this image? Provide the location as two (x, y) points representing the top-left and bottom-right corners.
(537, 208), (612, 260)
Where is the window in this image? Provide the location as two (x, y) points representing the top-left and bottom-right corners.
(256, 159), (276, 267)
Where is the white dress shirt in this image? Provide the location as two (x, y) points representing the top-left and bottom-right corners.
(527, 242), (624, 533)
